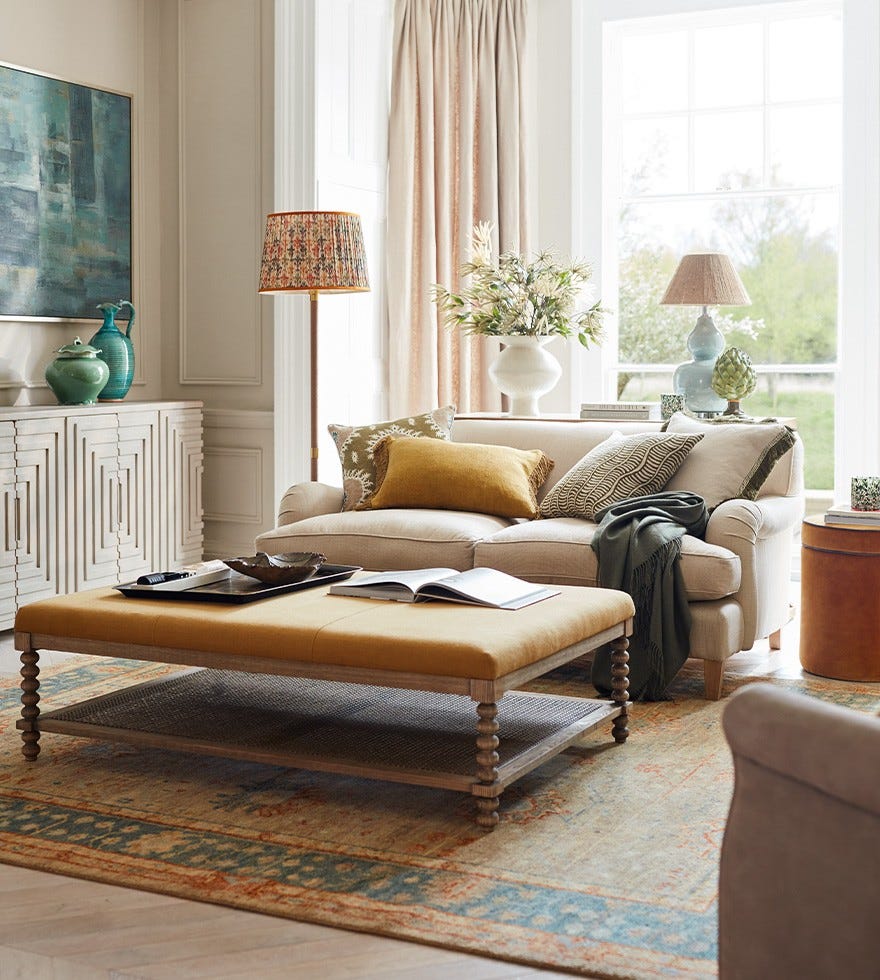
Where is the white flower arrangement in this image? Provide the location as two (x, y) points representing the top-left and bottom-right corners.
(431, 222), (606, 347)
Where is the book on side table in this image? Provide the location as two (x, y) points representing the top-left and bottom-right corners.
(328, 567), (560, 610)
(824, 505), (880, 527)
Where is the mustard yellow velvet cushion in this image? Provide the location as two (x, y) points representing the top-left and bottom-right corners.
(369, 436), (554, 519)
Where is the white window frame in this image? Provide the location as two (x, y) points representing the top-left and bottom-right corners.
(573, 0), (880, 497)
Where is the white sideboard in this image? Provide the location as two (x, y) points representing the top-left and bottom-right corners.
(0, 401), (203, 629)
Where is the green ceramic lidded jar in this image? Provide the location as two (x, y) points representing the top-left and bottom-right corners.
(45, 337), (111, 405)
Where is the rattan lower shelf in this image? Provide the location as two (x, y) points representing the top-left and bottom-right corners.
(20, 668), (621, 809)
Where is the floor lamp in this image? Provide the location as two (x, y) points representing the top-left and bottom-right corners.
(259, 211), (370, 481)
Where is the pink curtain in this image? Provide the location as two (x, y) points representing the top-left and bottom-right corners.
(387, 0), (530, 416)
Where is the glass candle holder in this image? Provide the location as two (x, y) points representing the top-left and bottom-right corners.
(661, 393), (686, 420)
(851, 477), (880, 511)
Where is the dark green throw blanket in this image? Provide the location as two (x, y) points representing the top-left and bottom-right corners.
(590, 491), (708, 701)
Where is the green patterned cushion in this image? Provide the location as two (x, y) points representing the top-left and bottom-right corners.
(539, 431), (703, 520)
(329, 406), (455, 510)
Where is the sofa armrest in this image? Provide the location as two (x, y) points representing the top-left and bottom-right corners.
(278, 482), (343, 525)
(705, 494), (803, 647)
(719, 685), (880, 978)
(723, 684), (880, 813)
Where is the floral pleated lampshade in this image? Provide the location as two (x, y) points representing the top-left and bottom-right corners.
(259, 211), (370, 294)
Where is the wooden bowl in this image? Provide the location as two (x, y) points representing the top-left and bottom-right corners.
(223, 551), (326, 585)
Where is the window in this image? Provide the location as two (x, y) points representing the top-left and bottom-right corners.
(603, 2), (841, 489)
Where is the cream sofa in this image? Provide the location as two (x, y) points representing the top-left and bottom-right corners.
(255, 416), (804, 699)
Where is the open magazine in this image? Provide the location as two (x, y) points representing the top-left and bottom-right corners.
(328, 567), (559, 610)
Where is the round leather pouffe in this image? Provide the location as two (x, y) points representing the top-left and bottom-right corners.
(800, 515), (880, 681)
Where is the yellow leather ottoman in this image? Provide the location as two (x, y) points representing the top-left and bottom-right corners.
(14, 581), (634, 829)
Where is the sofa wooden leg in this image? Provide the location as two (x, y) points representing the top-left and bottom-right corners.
(703, 660), (724, 701)
(769, 628), (782, 650)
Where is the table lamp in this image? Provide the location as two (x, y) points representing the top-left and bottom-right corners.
(259, 211), (369, 480)
(659, 252), (750, 416)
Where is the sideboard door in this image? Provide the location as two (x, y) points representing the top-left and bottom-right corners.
(160, 408), (204, 568)
(67, 413), (120, 591)
(117, 410), (160, 580)
(0, 423), (16, 629)
(15, 417), (65, 608)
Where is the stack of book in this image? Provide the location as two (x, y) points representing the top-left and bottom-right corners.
(824, 505), (880, 527)
(579, 401), (661, 420)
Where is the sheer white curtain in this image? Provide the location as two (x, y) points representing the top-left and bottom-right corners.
(387, 0), (529, 417)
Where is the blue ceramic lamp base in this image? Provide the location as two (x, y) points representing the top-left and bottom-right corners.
(673, 308), (727, 416)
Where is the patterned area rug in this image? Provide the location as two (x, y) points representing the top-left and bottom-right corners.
(1, 655), (878, 979)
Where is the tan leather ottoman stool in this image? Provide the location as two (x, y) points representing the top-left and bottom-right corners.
(14, 580), (634, 829)
(800, 514), (880, 681)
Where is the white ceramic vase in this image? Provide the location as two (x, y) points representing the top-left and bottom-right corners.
(488, 336), (562, 416)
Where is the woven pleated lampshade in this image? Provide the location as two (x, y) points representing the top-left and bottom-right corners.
(660, 253), (750, 307)
(259, 211), (370, 294)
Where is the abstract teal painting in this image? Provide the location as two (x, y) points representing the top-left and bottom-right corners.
(0, 63), (131, 320)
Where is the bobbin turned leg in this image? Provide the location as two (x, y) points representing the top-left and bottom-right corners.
(473, 701), (501, 830)
(20, 648), (41, 762)
(610, 634), (630, 744)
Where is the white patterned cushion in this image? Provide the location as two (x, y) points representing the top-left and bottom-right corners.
(539, 431), (704, 520)
(328, 406), (455, 511)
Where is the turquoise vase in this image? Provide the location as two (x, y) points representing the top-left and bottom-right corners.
(89, 300), (135, 401)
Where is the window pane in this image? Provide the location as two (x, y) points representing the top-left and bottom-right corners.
(617, 370), (835, 490)
(621, 31), (688, 113)
(621, 116), (688, 194)
(769, 105), (841, 187)
(748, 374), (834, 489)
(618, 192), (838, 367)
(694, 110), (763, 191)
(619, 198), (735, 261)
(694, 22), (763, 109)
(768, 15), (842, 103)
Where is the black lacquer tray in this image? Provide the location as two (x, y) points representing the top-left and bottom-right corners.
(115, 564), (361, 604)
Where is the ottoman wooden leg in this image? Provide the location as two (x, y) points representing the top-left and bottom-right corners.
(20, 648), (41, 762)
(474, 701), (501, 830)
(611, 634), (630, 744)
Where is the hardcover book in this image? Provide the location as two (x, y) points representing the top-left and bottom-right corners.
(824, 505), (880, 526)
(579, 401), (660, 420)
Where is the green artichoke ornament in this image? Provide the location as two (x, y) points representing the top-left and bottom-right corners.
(712, 347), (757, 417)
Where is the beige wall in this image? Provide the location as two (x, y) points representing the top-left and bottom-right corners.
(0, 0), (277, 556)
(157, 0), (276, 556)
(0, 0), (163, 407)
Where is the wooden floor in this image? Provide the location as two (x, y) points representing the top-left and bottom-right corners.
(0, 594), (808, 980)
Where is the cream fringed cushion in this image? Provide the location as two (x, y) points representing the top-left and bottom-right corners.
(369, 436), (554, 519)
(662, 413), (797, 508)
(539, 431), (703, 520)
(328, 406), (455, 510)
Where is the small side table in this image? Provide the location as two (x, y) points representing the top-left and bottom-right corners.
(800, 515), (880, 681)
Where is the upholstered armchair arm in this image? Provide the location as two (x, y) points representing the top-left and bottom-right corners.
(278, 482), (344, 525)
(719, 685), (880, 978)
(705, 493), (803, 648)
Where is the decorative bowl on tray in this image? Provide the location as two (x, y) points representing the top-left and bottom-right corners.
(223, 551), (326, 585)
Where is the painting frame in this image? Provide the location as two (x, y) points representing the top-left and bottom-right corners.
(0, 60), (134, 323)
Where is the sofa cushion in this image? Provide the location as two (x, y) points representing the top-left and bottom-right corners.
(328, 405), (455, 511)
(370, 436), (553, 519)
(473, 517), (740, 600)
(254, 508), (512, 572)
(539, 431), (703, 520)
(663, 413), (797, 508)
